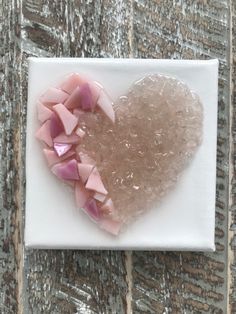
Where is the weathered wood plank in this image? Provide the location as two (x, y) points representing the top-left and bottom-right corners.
(21, 0), (132, 313)
(230, 0), (236, 313)
(132, 0), (230, 313)
(0, 0), (233, 313)
(0, 0), (24, 313)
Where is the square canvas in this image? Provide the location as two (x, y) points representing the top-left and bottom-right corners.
(25, 58), (218, 250)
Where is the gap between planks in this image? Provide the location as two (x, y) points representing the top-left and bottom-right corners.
(228, 0), (235, 313)
(125, 251), (133, 314)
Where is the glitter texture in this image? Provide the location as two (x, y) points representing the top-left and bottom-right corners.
(78, 75), (203, 224)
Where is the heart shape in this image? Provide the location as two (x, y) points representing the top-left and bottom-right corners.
(36, 73), (203, 235)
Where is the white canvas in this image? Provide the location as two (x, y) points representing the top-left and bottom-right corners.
(25, 58), (218, 251)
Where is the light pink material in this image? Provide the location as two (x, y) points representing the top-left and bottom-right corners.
(77, 151), (96, 165)
(64, 86), (80, 109)
(97, 89), (115, 123)
(43, 149), (75, 167)
(40, 87), (69, 104)
(36, 73), (120, 235)
(83, 198), (101, 221)
(89, 81), (102, 107)
(63, 180), (75, 187)
(51, 159), (79, 180)
(101, 198), (115, 214)
(75, 127), (85, 138)
(99, 219), (122, 236)
(93, 192), (107, 203)
(50, 112), (64, 138)
(80, 83), (93, 110)
(37, 102), (52, 123)
(54, 133), (79, 144)
(54, 143), (72, 157)
(53, 103), (78, 135)
(61, 73), (85, 94)
(86, 167), (108, 195)
(73, 108), (85, 119)
(75, 182), (90, 208)
(78, 163), (94, 183)
(35, 120), (53, 147)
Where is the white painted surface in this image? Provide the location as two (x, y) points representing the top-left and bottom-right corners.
(25, 58), (218, 250)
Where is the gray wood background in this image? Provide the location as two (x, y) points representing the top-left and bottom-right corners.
(0, 0), (235, 313)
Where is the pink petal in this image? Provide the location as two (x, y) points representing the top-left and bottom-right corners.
(43, 149), (75, 167)
(61, 73), (86, 94)
(51, 159), (79, 180)
(75, 127), (85, 138)
(83, 198), (101, 221)
(101, 198), (116, 215)
(64, 86), (81, 109)
(75, 182), (90, 208)
(78, 163), (94, 183)
(94, 192), (107, 203)
(53, 103), (78, 135)
(97, 90), (115, 123)
(37, 102), (52, 123)
(50, 112), (64, 138)
(88, 81), (102, 107)
(54, 143), (72, 157)
(86, 167), (108, 195)
(54, 133), (80, 144)
(99, 219), (122, 236)
(80, 83), (93, 110)
(35, 120), (53, 147)
(40, 87), (69, 104)
(77, 151), (96, 165)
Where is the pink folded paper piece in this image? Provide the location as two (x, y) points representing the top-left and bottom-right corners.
(36, 72), (203, 236)
(36, 73), (121, 235)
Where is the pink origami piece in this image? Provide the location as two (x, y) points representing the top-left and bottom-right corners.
(101, 198), (115, 216)
(43, 149), (75, 167)
(75, 182), (90, 208)
(54, 133), (79, 144)
(54, 143), (72, 157)
(79, 83), (94, 110)
(36, 73), (125, 235)
(35, 120), (53, 147)
(61, 73), (86, 94)
(83, 198), (101, 221)
(50, 112), (64, 138)
(78, 163), (94, 183)
(40, 87), (69, 104)
(53, 103), (78, 135)
(51, 159), (79, 181)
(64, 86), (81, 109)
(99, 219), (122, 236)
(37, 102), (52, 123)
(88, 81), (102, 106)
(86, 167), (108, 195)
(93, 192), (107, 203)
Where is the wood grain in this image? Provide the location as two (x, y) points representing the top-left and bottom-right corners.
(0, 0), (233, 313)
(0, 0), (24, 313)
(21, 0), (131, 313)
(132, 0), (229, 313)
(230, 0), (236, 312)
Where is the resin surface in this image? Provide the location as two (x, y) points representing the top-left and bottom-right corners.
(79, 75), (203, 224)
